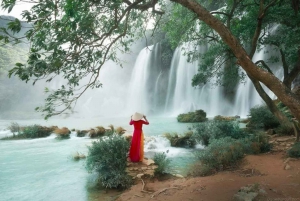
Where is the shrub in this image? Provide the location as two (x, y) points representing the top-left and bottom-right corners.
(287, 142), (300, 158)
(277, 102), (293, 119)
(86, 135), (132, 189)
(76, 130), (88, 137)
(115, 126), (126, 135)
(250, 132), (272, 153)
(275, 123), (294, 136)
(95, 126), (106, 136)
(1, 124), (53, 140)
(177, 110), (207, 123)
(190, 132), (272, 176)
(163, 131), (195, 148)
(153, 152), (171, 175)
(105, 124), (115, 136)
(213, 115), (236, 121)
(22, 125), (53, 138)
(238, 132), (272, 154)
(192, 121), (246, 146)
(249, 105), (280, 129)
(194, 137), (245, 172)
(54, 127), (71, 139)
(188, 162), (214, 177)
(89, 129), (97, 138)
(8, 122), (20, 136)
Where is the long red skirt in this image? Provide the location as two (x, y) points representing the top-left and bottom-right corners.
(129, 130), (144, 162)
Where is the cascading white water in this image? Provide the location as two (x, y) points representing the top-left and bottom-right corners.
(73, 41), (280, 118)
(127, 46), (154, 115)
(162, 43), (280, 118)
(126, 43), (169, 115)
(164, 45), (234, 117)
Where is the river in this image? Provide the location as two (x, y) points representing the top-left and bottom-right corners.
(0, 116), (198, 201)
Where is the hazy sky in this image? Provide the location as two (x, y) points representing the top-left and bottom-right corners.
(0, 0), (33, 18)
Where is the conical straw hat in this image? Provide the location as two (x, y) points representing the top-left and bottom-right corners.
(132, 112), (143, 121)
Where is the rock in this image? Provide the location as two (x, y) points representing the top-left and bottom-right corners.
(284, 164), (291, 170)
(136, 173), (144, 178)
(173, 174), (184, 178)
(233, 192), (258, 201)
(233, 184), (260, 201)
(258, 189), (267, 195)
(73, 152), (86, 160)
(277, 138), (290, 142)
(266, 129), (275, 135)
(143, 158), (155, 166)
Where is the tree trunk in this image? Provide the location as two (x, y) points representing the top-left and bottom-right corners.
(250, 76), (290, 123)
(292, 119), (300, 142)
(172, 0), (300, 122)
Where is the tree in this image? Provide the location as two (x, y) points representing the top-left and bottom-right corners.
(1, 0), (300, 123)
(169, 0), (300, 122)
(162, 0), (299, 124)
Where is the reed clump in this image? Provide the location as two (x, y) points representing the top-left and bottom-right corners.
(54, 127), (71, 139)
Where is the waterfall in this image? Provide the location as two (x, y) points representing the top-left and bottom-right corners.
(164, 45), (234, 117)
(74, 41), (278, 118)
(127, 46), (154, 115)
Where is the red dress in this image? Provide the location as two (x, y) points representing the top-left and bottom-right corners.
(129, 119), (149, 162)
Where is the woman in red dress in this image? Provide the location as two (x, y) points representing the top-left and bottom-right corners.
(129, 112), (149, 162)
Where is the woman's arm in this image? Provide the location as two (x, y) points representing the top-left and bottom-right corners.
(129, 115), (133, 125)
(143, 115), (149, 125)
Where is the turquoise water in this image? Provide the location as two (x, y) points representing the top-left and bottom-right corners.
(0, 117), (198, 201)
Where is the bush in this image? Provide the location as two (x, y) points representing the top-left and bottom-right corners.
(163, 131), (196, 148)
(1, 124), (53, 140)
(22, 125), (53, 138)
(188, 162), (214, 177)
(277, 102), (293, 119)
(95, 126), (106, 136)
(192, 121), (246, 146)
(54, 127), (71, 139)
(177, 110), (207, 123)
(213, 115), (237, 121)
(287, 142), (300, 158)
(86, 135), (132, 189)
(249, 105), (280, 129)
(8, 122), (21, 136)
(240, 132), (272, 154)
(115, 126), (126, 135)
(105, 124), (115, 136)
(275, 123), (294, 136)
(76, 130), (88, 137)
(194, 137), (245, 172)
(153, 152), (171, 175)
(190, 132), (272, 176)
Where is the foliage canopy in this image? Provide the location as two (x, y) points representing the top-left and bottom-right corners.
(1, 0), (300, 120)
